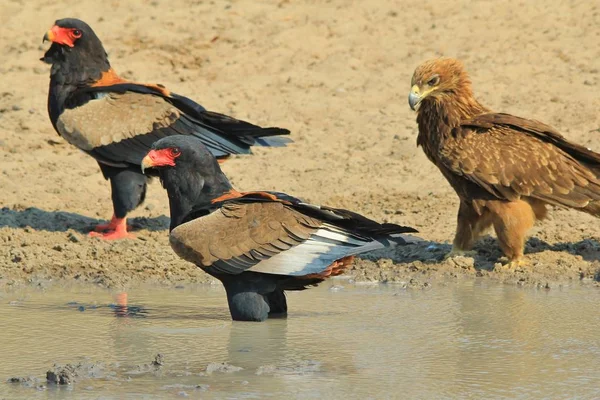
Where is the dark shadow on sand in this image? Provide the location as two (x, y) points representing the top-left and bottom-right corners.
(360, 235), (600, 275)
(0, 207), (170, 233)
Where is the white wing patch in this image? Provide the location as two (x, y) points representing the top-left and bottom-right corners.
(247, 225), (388, 276)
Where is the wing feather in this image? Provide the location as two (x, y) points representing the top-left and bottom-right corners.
(169, 200), (410, 277)
(439, 113), (600, 208)
(57, 86), (290, 167)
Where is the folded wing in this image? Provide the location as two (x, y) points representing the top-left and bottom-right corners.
(438, 112), (600, 208)
(170, 199), (416, 277)
(56, 84), (291, 168)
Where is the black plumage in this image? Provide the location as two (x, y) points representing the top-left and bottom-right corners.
(42, 18), (291, 239)
(142, 136), (418, 321)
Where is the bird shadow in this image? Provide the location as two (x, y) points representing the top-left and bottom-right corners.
(0, 207), (170, 233)
(524, 236), (600, 263)
(363, 235), (600, 274)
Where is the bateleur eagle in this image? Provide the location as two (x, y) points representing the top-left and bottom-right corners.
(41, 18), (291, 239)
(141, 136), (418, 321)
(409, 57), (600, 267)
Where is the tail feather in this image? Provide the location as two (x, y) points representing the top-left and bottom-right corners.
(344, 233), (423, 257)
(256, 136), (294, 147)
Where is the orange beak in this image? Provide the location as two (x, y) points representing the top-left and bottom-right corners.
(42, 25), (75, 47)
(42, 29), (55, 43)
(141, 148), (179, 174)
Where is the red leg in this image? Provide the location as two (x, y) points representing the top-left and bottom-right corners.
(89, 216), (133, 240)
(93, 214), (131, 232)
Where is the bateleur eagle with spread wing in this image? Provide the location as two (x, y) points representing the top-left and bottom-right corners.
(141, 136), (418, 321)
(41, 18), (291, 239)
(409, 57), (600, 267)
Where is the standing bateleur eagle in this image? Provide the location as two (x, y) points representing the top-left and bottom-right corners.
(141, 135), (419, 321)
(41, 18), (291, 239)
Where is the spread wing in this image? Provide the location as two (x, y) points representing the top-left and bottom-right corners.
(440, 113), (600, 207)
(56, 84), (291, 168)
(169, 199), (416, 277)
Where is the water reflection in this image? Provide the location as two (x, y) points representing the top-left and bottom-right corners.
(1, 282), (600, 399)
(109, 292), (149, 319)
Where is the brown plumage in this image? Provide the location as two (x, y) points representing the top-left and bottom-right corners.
(409, 57), (600, 266)
(170, 200), (321, 272)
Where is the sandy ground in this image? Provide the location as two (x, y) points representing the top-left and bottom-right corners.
(0, 0), (599, 289)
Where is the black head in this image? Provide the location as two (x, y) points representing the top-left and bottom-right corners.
(142, 136), (224, 179)
(41, 18), (110, 78)
(142, 136), (233, 228)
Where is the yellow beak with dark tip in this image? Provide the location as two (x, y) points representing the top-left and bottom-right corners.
(408, 84), (422, 111)
(43, 29), (55, 43)
(141, 154), (154, 175)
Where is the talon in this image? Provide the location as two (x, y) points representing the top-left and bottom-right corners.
(89, 216), (133, 240)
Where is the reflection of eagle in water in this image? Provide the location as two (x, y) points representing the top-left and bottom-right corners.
(409, 58), (600, 267)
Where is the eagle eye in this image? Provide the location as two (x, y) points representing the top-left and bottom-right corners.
(427, 75), (440, 86)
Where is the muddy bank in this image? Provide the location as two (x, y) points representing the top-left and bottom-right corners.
(7, 354), (320, 396)
(0, 208), (600, 288)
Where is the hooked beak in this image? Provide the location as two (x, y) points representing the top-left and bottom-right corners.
(408, 84), (422, 111)
(141, 148), (178, 174)
(141, 154), (155, 175)
(43, 26), (57, 43)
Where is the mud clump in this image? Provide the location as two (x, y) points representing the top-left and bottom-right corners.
(152, 353), (165, 367)
(46, 364), (78, 385)
(8, 376), (45, 390)
(46, 362), (111, 385)
(126, 354), (166, 375)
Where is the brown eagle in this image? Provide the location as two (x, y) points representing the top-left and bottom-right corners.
(409, 57), (600, 267)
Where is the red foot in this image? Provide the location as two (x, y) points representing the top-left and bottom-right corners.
(93, 215), (132, 232)
(89, 216), (134, 240)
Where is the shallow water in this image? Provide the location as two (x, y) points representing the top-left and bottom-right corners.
(1, 280), (600, 399)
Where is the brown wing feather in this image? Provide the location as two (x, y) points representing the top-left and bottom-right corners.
(56, 92), (179, 151)
(464, 113), (600, 164)
(439, 113), (600, 208)
(169, 201), (321, 273)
